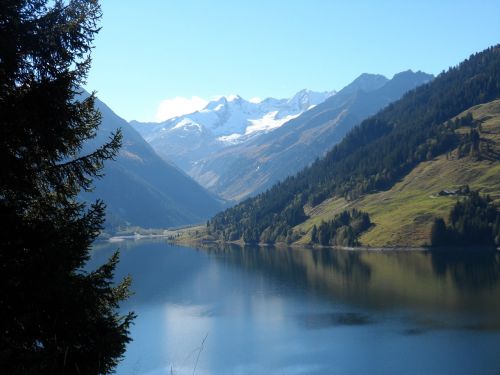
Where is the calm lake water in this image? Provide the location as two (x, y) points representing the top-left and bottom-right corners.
(90, 240), (500, 375)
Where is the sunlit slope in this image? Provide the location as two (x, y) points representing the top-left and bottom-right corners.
(295, 99), (500, 247)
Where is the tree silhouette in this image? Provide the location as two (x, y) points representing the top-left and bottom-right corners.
(0, 1), (134, 373)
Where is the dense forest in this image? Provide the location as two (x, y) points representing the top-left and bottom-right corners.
(431, 190), (500, 247)
(208, 45), (500, 244)
(310, 209), (372, 247)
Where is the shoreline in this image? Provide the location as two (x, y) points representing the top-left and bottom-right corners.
(96, 225), (500, 252)
(168, 236), (500, 252)
(107, 234), (171, 243)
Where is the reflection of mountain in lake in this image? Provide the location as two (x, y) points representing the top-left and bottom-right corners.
(91, 241), (500, 374)
(430, 250), (500, 291)
(91, 240), (500, 330)
(204, 245), (500, 314)
(206, 245), (372, 296)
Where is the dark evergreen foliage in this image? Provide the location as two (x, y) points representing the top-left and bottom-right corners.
(430, 250), (500, 291)
(450, 113), (487, 159)
(311, 209), (371, 247)
(310, 225), (318, 243)
(430, 191), (500, 247)
(0, 1), (134, 373)
(430, 218), (448, 246)
(209, 45), (500, 244)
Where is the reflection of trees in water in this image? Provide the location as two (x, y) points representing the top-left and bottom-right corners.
(430, 250), (500, 291)
(200, 244), (500, 311)
(203, 244), (372, 299)
(310, 247), (372, 281)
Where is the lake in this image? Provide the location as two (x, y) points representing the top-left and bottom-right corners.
(90, 240), (500, 375)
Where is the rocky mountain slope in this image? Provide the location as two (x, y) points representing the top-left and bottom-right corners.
(192, 71), (433, 201)
(81, 96), (224, 230)
(130, 89), (334, 171)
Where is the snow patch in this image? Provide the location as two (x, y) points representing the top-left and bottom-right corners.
(226, 94), (241, 102)
(217, 133), (242, 144)
(172, 118), (202, 132)
(246, 111), (300, 134)
(139, 89), (336, 147)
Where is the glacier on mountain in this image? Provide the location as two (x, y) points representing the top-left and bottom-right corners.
(131, 89), (335, 146)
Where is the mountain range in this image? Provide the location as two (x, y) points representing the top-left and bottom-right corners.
(80, 95), (224, 230)
(132, 70), (432, 201)
(130, 89), (335, 172)
(190, 70), (433, 200)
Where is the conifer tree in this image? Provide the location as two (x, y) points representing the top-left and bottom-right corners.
(430, 218), (448, 246)
(0, 1), (134, 373)
(310, 225), (318, 243)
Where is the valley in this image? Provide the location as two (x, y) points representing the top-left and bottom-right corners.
(99, 47), (500, 249)
(80, 94), (224, 231)
(131, 72), (432, 201)
(6, 3), (500, 375)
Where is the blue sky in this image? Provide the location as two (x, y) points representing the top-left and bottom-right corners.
(85, 0), (500, 122)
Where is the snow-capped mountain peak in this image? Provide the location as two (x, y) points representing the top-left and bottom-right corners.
(130, 89), (336, 161)
(172, 118), (203, 132)
(175, 89), (335, 142)
(288, 89), (334, 110)
(226, 94), (242, 102)
(204, 96), (228, 111)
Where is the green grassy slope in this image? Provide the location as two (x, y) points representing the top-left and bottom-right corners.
(294, 99), (500, 247)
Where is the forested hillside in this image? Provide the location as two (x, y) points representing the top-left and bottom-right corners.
(293, 99), (500, 247)
(208, 45), (500, 244)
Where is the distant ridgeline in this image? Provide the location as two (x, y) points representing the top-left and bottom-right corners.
(208, 45), (500, 246)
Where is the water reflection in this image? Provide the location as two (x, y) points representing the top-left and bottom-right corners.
(430, 249), (500, 291)
(90, 240), (500, 375)
(202, 244), (500, 314)
(296, 312), (373, 329)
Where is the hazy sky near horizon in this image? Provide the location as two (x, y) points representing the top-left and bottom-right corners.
(85, 0), (500, 122)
